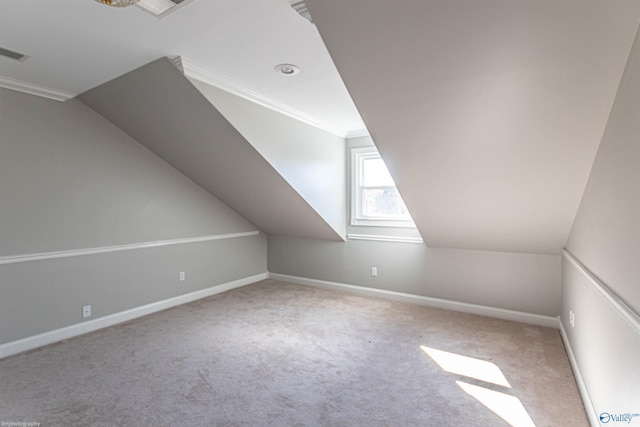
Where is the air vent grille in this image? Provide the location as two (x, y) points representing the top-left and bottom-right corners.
(137, 0), (190, 18)
(0, 47), (28, 62)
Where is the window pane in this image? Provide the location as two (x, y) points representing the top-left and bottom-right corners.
(362, 158), (395, 187)
(362, 188), (411, 218)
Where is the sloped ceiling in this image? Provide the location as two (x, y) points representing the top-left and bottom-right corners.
(306, 0), (640, 254)
(80, 57), (344, 241)
(187, 77), (346, 239)
(0, 0), (364, 136)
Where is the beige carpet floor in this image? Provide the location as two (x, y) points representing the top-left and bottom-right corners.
(0, 280), (587, 426)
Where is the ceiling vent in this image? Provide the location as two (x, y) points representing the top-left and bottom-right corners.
(0, 47), (28, 62)
(137, 0), (190, 18)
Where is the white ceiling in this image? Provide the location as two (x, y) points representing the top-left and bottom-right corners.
(0, 0), (364, 136)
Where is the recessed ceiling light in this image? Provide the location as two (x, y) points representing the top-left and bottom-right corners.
(274, 63), (301, 76)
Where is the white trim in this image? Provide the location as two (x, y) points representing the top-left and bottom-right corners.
(0, 231), (260, 265)
(563, 249), (640, 335)
(172, 56), (348, 138)
(559, 320), (599, 427)
(0, 273), (267, 360)
(346, 128), (370, 139)
(268, 273), (559, 329)
(347, 233), (424, 244)
(0, 75), (75, 101)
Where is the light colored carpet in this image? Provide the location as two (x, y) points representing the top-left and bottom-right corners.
(0, 280), (587, 426)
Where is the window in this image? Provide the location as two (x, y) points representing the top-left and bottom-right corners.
(351, 146), (415, 227)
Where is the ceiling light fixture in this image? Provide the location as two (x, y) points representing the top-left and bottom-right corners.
(94, 0), (138, 7)
(274, 63), (301, 76)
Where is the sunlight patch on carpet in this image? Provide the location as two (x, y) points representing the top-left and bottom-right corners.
(420, 346), (510, 388)
(457, 381), (536, 427)
(422, 346), (537, 426)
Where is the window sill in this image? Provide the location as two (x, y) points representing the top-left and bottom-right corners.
(351, 219), (416, 228)
(347, 233), (424, 244)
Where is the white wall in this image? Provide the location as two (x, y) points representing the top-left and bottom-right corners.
(565, 35), (640, 314)
(561, 26), (640, 425)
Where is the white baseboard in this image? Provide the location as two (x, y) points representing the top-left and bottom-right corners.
(0, 272), (267, 360)
(268, 273), (559, 329)
(559, 320), (599, 427)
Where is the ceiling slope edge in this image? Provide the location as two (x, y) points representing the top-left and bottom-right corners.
(79, 56), (344, 242)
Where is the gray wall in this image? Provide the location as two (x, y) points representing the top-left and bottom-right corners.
(562, 26), (640, 420)
(0, 88), (267, 344)
(268, 236), (561, 316)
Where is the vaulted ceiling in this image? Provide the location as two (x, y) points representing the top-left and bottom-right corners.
(1, 0), (639, 255)
(307, 0), (640, 254)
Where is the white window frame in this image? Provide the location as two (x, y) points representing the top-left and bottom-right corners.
(350, 146), (415, 228)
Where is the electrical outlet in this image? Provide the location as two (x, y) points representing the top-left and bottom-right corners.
(569, 309), (575, 328)
(179, 271), (185, 281)
(82, 305), (92, 318)
(371, 267), (378, 277)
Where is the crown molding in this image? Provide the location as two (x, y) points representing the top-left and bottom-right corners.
(345, 128), (370, 139)
(0, 75), (75, 101)
(172, 56), (350, 138)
